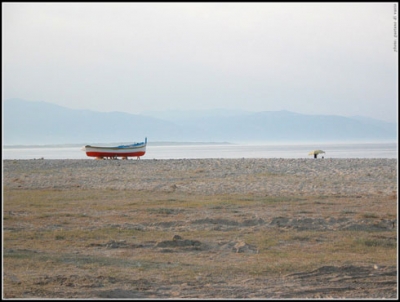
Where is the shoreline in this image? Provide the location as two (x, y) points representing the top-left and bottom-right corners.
(3, 158), (397, 197)
(3, 142), (398, 161)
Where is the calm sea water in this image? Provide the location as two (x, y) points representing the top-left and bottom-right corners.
(2, 142), (397, 160)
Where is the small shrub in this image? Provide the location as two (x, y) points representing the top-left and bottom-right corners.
(356, 238), (396, 248)
(341, 209), (356, 214)
(147, 208), (183, 215)
(362, 213), (379, 219)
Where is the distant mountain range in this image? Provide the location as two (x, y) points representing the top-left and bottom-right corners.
(3, 98), (398, 145)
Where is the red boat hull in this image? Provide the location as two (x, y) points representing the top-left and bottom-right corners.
(86, 151), (146, 158)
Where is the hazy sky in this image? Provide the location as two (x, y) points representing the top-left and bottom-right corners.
(2, 2), (398, 122)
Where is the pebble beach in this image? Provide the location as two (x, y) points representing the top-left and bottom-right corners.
(3, 158), (397, 196)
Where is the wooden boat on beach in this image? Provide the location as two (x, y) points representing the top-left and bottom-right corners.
(82, 138), (147, 159)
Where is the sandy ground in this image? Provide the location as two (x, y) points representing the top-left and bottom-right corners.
(3, 158), (397, 196)
(2, 158), (398, 299)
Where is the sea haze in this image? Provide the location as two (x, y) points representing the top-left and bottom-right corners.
(3, 98), (398, 146)
(2, 142), (397, 160)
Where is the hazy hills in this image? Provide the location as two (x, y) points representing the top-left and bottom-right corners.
(3, 98), (398, 145)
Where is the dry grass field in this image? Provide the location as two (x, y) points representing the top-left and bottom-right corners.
(3, 186), (398, 299)
(3, 189), (397, 298)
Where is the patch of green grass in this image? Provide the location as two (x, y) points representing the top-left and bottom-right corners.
(341, 209), (356, 214)
(261, 196), (306, 204)
(362, 213), (379, 219)
(146, 208), (184, 215)
(314, 201), (335, 205)
(355, 238), (396, 248)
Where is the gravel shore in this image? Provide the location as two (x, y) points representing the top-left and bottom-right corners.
(3, 158), (397, 196)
